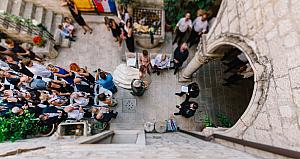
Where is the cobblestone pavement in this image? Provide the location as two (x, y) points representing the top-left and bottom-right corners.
(1, 133), (261, 159)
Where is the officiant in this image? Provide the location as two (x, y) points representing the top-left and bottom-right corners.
(175, 82), (199, 102)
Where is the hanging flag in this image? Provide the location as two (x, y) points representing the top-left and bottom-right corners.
(93, 0), (117, 13)
(74, 0), (95, 12)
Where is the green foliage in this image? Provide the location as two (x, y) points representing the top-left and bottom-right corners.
(0, 110), (45, 143)
(164, 0), (214, 30)
(204, 113), (215, 128)
(216, 114), (232, 128)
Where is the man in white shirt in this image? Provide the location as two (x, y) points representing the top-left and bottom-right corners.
(187, 13), (208, 48)
(152, 54), (170, 75)
(22, 58), (53, 78)
(173, 12), (193, 45)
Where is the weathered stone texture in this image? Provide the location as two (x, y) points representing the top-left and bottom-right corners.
(189, 0), (300, 154)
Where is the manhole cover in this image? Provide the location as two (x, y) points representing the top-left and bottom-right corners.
(122, 98), (137, 113)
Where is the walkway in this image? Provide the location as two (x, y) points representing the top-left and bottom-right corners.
(1, 133), (261, 159)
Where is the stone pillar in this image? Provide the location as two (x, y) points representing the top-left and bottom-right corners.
(182, 51), (210, 79)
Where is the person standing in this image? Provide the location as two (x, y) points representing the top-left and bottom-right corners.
(187, 13), (208, 48)
(175, 82), (200, 102)
(63, 0), (93, 34)
(123, 19), (135, 52)
(174, 101), (199, 118)
(172, 12), (193, 45)
(96, 71), (118, 94)
(173, 43), (189, 75)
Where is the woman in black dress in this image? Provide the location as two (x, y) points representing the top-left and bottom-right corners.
(123, 19), (134, 52)
(109, 19), (122, 47)
(65, 0), (93, 34)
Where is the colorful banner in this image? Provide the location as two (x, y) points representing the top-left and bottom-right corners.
(93, 0), (117, 13)
(74, 0), (95, 12)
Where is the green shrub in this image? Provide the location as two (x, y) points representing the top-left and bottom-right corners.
(204, 113), (215, 127)
(0, 110), (45, 142)
(216, 113), (232, 128)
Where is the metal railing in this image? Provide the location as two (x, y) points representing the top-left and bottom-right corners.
(0, 14), (54, 42)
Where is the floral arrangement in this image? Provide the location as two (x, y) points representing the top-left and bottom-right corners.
(33, 36), (46, 47)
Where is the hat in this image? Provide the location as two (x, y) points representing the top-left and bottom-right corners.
(12, 107), (20, 114)
(133, 80), (142, 87)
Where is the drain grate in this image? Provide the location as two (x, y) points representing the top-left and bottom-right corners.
(122, 98), (137, 113)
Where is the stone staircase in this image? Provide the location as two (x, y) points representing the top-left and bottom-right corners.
(0, 0), (71, 58)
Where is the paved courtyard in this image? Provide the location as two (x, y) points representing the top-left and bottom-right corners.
(49, 19), (203, 131)
(48, 16), (254, 131)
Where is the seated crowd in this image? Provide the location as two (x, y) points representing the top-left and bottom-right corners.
(0, 38), (119, 127)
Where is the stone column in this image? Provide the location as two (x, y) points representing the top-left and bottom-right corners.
(182, 51), (209, 79)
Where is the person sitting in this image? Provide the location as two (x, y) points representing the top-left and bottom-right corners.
(70, 92), (89, 107)
(175, 82), (200, 102)
(62, 17), (75, 37)
(22, 58), (53, 79)
(47, 80), (74, 95)
(0, 58), (10, 71)
(152, 53), (170, 76)
(223, 53), (248, 73)
(64, 105), (85, 120)
(96, 93), (117, 107)
(57, 24), (75, 41)
(3, 55), (34, 77)
(96, 71), (117, 94)
(48, 93), (69, 107)
(39, 106), (68, 125)
(47, 64), (75, 85)
(19, 75), (47, 90)
(93, 107), (118, 123)
(139, 50), (151, 73)
(173, 43), (189, 75)
(0, 70), (21, 87)
(70, 63), (95, 84)
(5, 39), (43, 62)
(130, 79), (145, 96)
(139, 65), (151, 89)
(223, 63), (254, 86)
(174, 101), (199, 118)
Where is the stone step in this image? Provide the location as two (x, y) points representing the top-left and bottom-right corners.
(52, 14), (63, 46)
(43, 10), (54, 33)
(0, 0), (13, 13)
(33, 41), (58, 59)
(23, 2), (35, 19)
(11, 0), (25, 16)
(34, 6), (45, 24)
(109, 123), (144, 130)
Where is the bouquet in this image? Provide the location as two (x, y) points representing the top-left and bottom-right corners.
(32, 36), (46, 47)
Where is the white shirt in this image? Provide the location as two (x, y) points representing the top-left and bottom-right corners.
(26, 63), (52, 78)
(68, 110), (84, 120)
(193, 16), (208, 33)
(154, 54), (170, 69)
(237, 53), (248, 62)
(176, 18), (192, 32)
(0, 60), (10, 71)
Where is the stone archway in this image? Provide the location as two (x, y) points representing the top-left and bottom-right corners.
(183, 34), (272, 137)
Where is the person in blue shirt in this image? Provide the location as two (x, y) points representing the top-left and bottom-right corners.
(96, 71), (117, 94)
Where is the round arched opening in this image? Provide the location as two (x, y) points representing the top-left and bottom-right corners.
(195, 44), (255, 128)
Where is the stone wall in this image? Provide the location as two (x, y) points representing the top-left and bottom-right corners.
(25, 0), (69, 15)
(188, 0), (300, 155)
